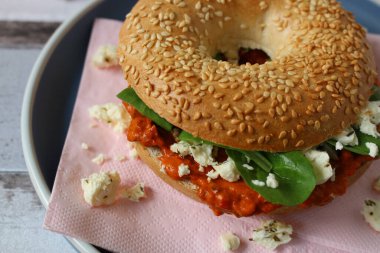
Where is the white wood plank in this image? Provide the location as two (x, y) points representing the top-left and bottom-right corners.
(0, 48), (41, 171)
(0, 0), (89, 22)
(0, 172), (77, 253)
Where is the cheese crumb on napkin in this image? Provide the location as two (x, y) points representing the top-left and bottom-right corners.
(250, 220), (293, 250)
(220, 232), (240, 251)
(92, 153), (105, 165)
(92, 44), (118, 68)
(89, 103), (129, 133)
(362, 199), (380, 232)
(121, 182), (146, 202)
(374, 177), (380, 192)
(81, 171), (121, 207)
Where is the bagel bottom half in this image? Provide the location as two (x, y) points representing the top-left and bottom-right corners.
(135, 142), (373, 215)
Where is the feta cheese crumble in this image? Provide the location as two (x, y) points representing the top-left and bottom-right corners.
(220, 232), (240, 251)
(366, 142), (378, 158)
(266, 173), (279, 189)
(81, 171), (121, 207)
(170, 141), (216, 167)
(129, 148), (139, 159)
(358, 101), (380, 138)
(335, 141), (344, 150)
(243, 164), (254, 170)
(373, 176), (380, 192)
(333, 127), (358, 146)
(361, 199), (380, 232)
(92, 44), (118, 68)
(89, 103), (129, 133)
(251, 220), (293, 250)
(304, 149), (334, 185)
(121, 182), (146, 202)
(171, 141), (240, 182)
(178, 163), (191, 177)
(114, 155), (126, 162)
(92, 153), (105, 165)
(211, 157), (240, 182)
(81, 142), (89, 150)
(252, 180), (265, 187)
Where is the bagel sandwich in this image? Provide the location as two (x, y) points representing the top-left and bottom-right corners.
(116, 0), (379, 217)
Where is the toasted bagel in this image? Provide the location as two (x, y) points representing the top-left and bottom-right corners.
(119, 0), (377, 152)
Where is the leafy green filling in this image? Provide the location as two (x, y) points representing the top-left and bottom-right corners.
(117, 88), (173, 131)
(117, 85), (380, 206)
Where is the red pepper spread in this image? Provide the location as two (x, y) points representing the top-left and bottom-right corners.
(125, 103), (373, 217)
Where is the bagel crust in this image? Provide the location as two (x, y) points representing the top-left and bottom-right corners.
(119, 0), (377, 152)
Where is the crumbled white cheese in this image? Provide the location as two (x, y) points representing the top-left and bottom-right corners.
(266, 173), (279, 189)
(335, 141), (344, 150)
(366, 142), (379, 158)
(81, 171), (120, 207)
(92, 153), (105, 165)
(333, 127), (358, 146)
(170, 141), (192, 157)
(252, 180), (265, 187)
(121, 182), (146, 202)
(362, 199), (380, 232)
(220, 232), (240, 251)
(373, 177), (380, 192)
(198, 166), (205, 172)
(358, 101), (380, 138)
(304, 149), (334, 185)
(81, 142), (89, 150)
(206, 169), (219, 180)
(243, 164), (255, 170)
(178, 163), (191, 177)
(89, 103), (129, 133)
(92, 44), (118, 68)
(211, 157), (240, 182)
(160, 165), (167, 174)
(251, 220), (293, 250)
(115, 155), (126, 162)
(170, 141), (216, 167)
(129, 148), (139, 159)
(190, 144), (216, 167)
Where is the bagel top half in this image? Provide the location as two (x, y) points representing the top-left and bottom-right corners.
(118, 0), (378, 152)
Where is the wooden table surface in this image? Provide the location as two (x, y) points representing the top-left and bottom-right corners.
(0, 1), (88, 252)
(1, 0), (380, 252)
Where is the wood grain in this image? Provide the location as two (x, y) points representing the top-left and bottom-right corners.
(0, 48), (40, 172)
(0, 172), (76, 253)
(0, 21), (59, 48)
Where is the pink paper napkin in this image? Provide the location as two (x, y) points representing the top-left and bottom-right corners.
(44, 18), (380, 253)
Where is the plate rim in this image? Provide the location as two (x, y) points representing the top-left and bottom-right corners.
(21, 0), (103, 252)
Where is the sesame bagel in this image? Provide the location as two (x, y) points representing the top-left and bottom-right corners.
(119, 0), (377, 152)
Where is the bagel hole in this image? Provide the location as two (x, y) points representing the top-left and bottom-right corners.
(214, 48), (270, 65)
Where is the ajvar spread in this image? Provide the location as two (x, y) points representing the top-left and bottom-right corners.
(125, 104), (373, 217)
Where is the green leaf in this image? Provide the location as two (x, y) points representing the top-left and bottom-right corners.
(227, 150), (316, 206)
(370, 85), (380, 101)
(178, 131), (272, 172)
(328, 130), (380, 157)
(117, 88), (173, 131)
